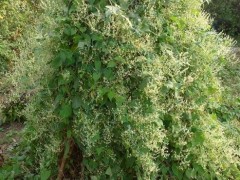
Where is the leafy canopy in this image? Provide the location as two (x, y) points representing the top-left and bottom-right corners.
(0, 0), (239, 179)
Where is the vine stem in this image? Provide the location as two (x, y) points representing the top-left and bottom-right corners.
(57, 138), (73, 180)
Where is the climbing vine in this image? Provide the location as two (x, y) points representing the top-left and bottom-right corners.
(0, 0), (239, 179)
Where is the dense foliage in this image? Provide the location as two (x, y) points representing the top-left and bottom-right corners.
(0, 0), (40, 123)
(204, 0), (240, 43)
(0, 0), (239, 179)
(0, 0), (38, 76)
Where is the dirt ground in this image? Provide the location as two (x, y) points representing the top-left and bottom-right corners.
(0, 122), (24, 167)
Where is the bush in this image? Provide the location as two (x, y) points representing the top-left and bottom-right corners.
(0, 0), (239, 179)
(204, 0), (240, 43)
(0, 0), (38, 76)
(0, 0), (40, 123)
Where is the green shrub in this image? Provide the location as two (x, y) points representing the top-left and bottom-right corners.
(204, 0), (240, 43)
(0, 0), (37, 76)
(0, 0), (41, 124)
(0, 0), (239, 179)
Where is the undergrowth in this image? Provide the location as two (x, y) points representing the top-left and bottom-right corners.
(0, 0), (239, 179)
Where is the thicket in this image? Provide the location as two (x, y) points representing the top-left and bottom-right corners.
(204, 0), (240, 43)
(0, 0), (240, 179)
(0, 0), (40, 76)
(203, 0), (240, 125)
(0, 0), (41, 123)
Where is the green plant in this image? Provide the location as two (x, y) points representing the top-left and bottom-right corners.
(0, 0), (37, 76)
(0, 0), (239, 179)
(0, 0), (41, 124)
(204, 0), (240, 43)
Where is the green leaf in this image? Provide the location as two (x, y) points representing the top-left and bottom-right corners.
(105, 167), (112, 176)
(98, 87), (109, 97)
(92, 34), (103, 41)
(115, 55), (124, 62)
(78, 41), (85, 49)
(91, 176), (98, 180)
(160, 165), (169, 175)
(73, 35), (81, 44)
(72, 96), (81, 109)
(103, 69), (114, 80)
(210, 113), (218, 121)
(54, 93), (64, 106)
(208, 86), (217, 94)
(79, 27), (87, 33)
(59, 104), (72, 119)
(107, 61), (116, 68)
(96, 147), (104, 155)
(92, 133), (100, 142)
(58, 75), (69, 86)
(94, 60), (101, 71)
(52, 52), (66, 67)
(185, 168), (195, 179)
(64, 27), (77, 36)
(93, 72), (101, 82)
(193, 164), (205, 175)
(52, 50), (73, 67)
(115, 95), (125, 106)
(192, 131), (205, 146)
(78, 35), (91, 49)
(172, 164), (182, 179)
(125, 157), (135, 168)
(40, 169), (51, 180)
(108, 91), (115, 101)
